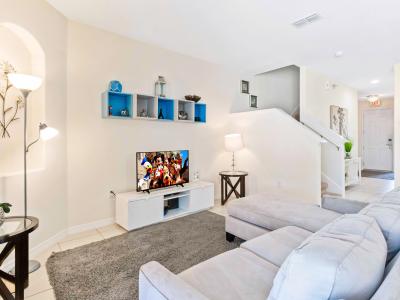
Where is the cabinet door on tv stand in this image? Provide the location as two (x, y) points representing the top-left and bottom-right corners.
(190, 185), (214, 211)
(128, 196), (163, 230)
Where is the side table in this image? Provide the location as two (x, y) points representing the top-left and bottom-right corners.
(0, 216), (39, 300)
(219, 171), (248, 205)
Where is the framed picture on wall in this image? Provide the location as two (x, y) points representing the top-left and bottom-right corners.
(241, 80), (249, 94)
(249, 95), (257, 108)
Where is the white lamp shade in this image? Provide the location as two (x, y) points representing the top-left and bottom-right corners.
(224, 133), (243, 152)
(7, 73), (42, 91)
(40, 126), (58, 141)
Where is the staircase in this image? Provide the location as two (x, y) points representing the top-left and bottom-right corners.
(321, 182), (341, 197)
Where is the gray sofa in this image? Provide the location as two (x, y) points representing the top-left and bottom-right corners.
(139, 188), (400, 299)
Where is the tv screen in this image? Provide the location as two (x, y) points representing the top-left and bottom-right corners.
(136, 150), (189, 192)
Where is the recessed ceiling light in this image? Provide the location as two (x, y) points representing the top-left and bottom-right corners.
(370, 79), (380, 84)
(335, 51), (344, 58)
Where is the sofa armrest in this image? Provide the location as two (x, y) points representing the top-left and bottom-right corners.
(322, 196), (368, 214)
(139, 261), (209, 300)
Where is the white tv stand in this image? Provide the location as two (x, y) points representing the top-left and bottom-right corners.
(115, 181), (214, 230)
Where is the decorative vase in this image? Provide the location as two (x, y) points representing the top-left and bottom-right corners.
(345, 152), (352, 159)
(0, 207), (4, 226)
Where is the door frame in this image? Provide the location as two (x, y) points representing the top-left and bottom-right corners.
(361, 107), (394, 171)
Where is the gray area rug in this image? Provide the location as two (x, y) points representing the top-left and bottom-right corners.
(47, 211), (238, 300)
(361, 169), (394, 180)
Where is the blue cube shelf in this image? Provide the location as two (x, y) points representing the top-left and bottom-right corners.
(194, 103), (206, 123)
(157, 98), (174, 121)
(103, 91), (133, 118)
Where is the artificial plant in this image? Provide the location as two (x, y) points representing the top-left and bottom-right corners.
(0, 61), (23, 138)
(0, 203), (12, 213)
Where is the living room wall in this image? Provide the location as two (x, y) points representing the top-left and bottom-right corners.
(66, 21), (239, 227)
(300, 67), (358, 154)
(0, 0), (68, 249)
(66, 21), (324, 228)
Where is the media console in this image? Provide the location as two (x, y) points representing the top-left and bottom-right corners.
(115, 181), (214, 230)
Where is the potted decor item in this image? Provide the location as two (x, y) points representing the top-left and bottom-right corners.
(0, 203), (12, 226)
(344, 140), (353, 159)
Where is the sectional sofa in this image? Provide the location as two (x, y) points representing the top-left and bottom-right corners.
(139, 188), (400, 299)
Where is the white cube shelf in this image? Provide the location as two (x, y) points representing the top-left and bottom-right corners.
(176, 100), (194, 122)
(135, 94), (156, 119)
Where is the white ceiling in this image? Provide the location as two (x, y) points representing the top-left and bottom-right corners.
(47, 0), (400, 97)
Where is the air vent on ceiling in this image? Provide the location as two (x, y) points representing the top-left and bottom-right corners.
(292, 13), (321, 28)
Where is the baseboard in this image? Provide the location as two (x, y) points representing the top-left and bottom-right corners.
(67, 217), (114, 235)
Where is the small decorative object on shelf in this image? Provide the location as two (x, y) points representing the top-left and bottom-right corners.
(184, 95), (201, 102)
(108, 105), (112, 116)
(155, 76), (167, 98)
(249, 95), (257, 108)
(140, 109), (147, 117)
(158, 108), (164, 119)
(178, 110), (188, 120)
(344, 140), (353, 159)
(0, 203), (12, 226)
(120, 108), (129, 117)
(241, 80), (249, 94)
(108, 80), (122, 93)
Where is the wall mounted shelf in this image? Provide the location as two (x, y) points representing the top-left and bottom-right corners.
(195, 103), (206, 123)
(102, 91), (133, 119)
(101, 89), (206, 124)
(157, 97), (174, 121)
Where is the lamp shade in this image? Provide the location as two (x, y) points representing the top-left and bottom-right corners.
(7, 73), (42, 91)
(224, 133), (243, 152)
(39, 124), (58, 141)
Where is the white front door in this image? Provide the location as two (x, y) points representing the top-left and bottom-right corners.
(363, 109), (394, 171)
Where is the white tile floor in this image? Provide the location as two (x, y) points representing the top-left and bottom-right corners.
(346, 177), (394, 203)
(3, 179), (392, 299)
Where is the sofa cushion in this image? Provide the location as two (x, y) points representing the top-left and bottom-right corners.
(227, 194), (340, 233)
(382, 186), (400, 204)
(359, 202), (400, 260)
(241, 226), (312, 267)
(267, 214), (387, 300)
(179, 248), (278, 300)
(371, 251), (400, 300)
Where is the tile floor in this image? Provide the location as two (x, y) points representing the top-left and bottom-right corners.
(2, 178), (393, 299)
(346, 177), (394, 203)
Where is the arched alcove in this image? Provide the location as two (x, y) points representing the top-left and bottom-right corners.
(0, 22), (46, 176)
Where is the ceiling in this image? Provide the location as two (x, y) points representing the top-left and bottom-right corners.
(47, 0), (400, 97)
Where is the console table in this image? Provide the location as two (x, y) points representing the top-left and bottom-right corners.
(115, 181), (214, 230)
(219, 171), (248, 205)
(0, 216), (38, 300)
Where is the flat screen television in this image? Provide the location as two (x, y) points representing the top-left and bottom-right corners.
(136, 150), (189, 192)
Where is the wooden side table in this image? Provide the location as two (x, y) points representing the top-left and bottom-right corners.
(0, 216), (38, 300)
(219, 171), (248, 205)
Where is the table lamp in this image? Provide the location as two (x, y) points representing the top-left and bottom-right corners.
(224, 133), (243, 171)
(8, 73), (58, 274)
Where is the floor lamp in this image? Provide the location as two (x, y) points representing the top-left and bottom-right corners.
(7, 73), (58, 273)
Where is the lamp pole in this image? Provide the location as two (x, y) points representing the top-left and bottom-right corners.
(22, 90), (29, 222)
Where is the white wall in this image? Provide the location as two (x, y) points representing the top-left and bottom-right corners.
(0, 25), (45, 176)
(66, 22), (324, 228)
(300, 67), (358, 153)
(233, 65), (300, 115)
(226, 109), (321, 203)
(0, 0), (68, 248)
(66, 21), (239, 227)
(394, 64), (400, 186)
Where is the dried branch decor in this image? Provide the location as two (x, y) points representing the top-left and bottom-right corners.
(0, 61), (23, 138)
